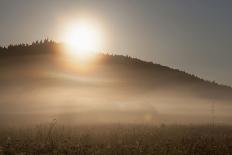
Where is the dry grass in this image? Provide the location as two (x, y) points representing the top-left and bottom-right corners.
(0, 123), (232, 155)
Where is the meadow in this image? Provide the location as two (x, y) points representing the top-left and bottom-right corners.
(0, 123), (231, 155)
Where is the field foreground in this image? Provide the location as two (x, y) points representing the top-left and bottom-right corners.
(0, 124), (232, 155)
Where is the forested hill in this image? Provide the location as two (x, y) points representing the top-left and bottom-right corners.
(0, 40), (232, 102)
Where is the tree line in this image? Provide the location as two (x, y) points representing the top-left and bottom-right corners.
(0, 39), (58, 56)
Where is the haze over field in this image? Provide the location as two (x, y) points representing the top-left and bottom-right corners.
(1, 42), (232, 126)
(2, 1), (232, 154)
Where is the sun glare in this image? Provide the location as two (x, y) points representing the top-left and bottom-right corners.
(63, 22), (102, 59)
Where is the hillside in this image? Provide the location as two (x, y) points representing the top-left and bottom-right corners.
(0, 41), (232, 125)
(1, 41), (231, 100)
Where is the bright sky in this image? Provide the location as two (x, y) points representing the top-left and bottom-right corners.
(0, 0), (232, 86)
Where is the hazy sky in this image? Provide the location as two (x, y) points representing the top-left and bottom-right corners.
(0, 0), (232, 86)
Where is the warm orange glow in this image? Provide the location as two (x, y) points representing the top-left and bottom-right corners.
(57, 19), (105, 72)
(62, 21), (103, 60)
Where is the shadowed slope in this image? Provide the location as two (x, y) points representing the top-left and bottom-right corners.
(0, 41), (232, 125)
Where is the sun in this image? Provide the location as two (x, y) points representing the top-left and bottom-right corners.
(63, 22), (102, 59)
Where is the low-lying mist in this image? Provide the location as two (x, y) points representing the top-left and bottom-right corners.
(1, 49), (232, 127)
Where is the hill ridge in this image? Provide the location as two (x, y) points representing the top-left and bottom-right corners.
(0, 40), (231, 92)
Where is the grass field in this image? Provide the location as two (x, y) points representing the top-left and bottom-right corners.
(0, 123), (232, 155)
